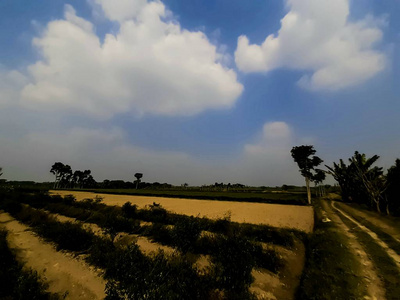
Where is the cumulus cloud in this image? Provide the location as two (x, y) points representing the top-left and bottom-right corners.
(20, 1), (243, 118)
(0, 69), (28, 107)
(235, 0), (386, 90)
(241, 121), (301, 185)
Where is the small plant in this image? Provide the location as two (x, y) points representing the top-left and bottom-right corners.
(210, 233), (257, 297)
(211, 211), (233, 235)
(171, 216), (202, 253)
(121, 201), (138, 219)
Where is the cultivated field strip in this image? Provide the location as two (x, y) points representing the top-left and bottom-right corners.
(0, 191), (306, 299)
(36, 204), (306, 300)
(0, 212), (106, 300)
(51, 190), (314, 232)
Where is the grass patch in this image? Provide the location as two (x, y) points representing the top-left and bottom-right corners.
(334, 204), (400, 300)
(297, 199), (366, 300)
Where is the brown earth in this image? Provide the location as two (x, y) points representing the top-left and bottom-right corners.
(321, 200), (386, 300)
(0, 212), (106, 300)
(51, 191), (314, 232)
(337, 202), (400, 243)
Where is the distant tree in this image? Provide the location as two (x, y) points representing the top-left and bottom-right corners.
(0, 167), (2, 177)
(134, 173), (143, 189)
(59, 165), (72, 188)
(72, 170), (83, 188)
(50, 162), (67, 189)
(291, 145), (323, 204)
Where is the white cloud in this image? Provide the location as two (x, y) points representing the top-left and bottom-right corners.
(20, 1), (243, 118)
(235, 0), (386, 90)
(244, 121), (292, 156)
(0, 69), (28, 107)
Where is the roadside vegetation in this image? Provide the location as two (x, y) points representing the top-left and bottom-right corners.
(326, 152), (400, 216)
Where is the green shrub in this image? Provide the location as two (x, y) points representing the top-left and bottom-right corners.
(144, 223), (174, 245)
(105, 247), (212, 299)
(37, 220), (94, 252)
(210, 234), (257, 296)
(121, 202), (138, 219)
(171, 216), (202, 253)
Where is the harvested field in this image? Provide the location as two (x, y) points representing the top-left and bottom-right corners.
(51, 191), (314, 232)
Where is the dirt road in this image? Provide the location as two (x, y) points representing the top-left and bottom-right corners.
(323, 200), (400, 299)
(51, 190), (314, 232)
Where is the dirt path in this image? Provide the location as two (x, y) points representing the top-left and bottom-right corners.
(332, 202), (400, 269)
(337, 203), (400, 243)
(51, 191), (314, 232)
(321, 200), (386, 300)
(0, 212), (106, 300)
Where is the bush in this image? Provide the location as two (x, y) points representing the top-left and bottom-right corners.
(210, 212), (233, 235)
(210, 234), (257, 297)
(121, 202), (138, 219)
(105, 247), (212, 299)
(144, 223), (173, 245)
(37, 220), (94, 252)
(171, 216), (202, 253)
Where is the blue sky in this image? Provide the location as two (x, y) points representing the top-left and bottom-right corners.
(0, 0), (399, 186)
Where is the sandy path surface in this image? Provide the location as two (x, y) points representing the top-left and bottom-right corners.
(338, 203), (400, 243)
(321, 201), (386, 300)
(51, 191), (314, 232)
(0, 212), (106, 300)
(332, 202), (400, 269)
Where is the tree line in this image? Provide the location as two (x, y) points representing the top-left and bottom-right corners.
(50, 162), (96, 189)
(326, 152), (400, 216)
(291, 145), (400, 216)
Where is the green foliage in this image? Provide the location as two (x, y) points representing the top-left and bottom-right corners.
(210, 233), (257, 297)
(171, 216), (202, 253)
(105, 248), (211, 299)
(325, 151), (397, 214)
(121, 201), (138, 218)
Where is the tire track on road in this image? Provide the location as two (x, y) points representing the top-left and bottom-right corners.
(332, 201), (400, 270)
